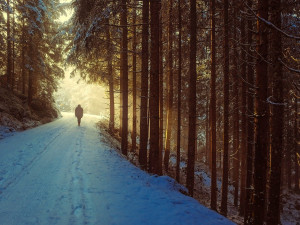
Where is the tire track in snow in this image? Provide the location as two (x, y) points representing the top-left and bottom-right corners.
(79, 126), (115, 225)
(68, 126), (88, 225)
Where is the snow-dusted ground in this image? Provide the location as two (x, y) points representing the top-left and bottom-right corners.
(0, 112), (234, 225)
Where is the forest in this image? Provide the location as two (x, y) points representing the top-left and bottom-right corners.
(0, 0), (299, 225)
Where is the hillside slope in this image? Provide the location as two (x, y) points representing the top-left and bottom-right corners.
(0, 87), (60, 139)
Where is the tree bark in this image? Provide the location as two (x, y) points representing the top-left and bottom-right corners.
(106, 18), (115, 132)
(253, 0), (269, 224)
(6, 0), (12, 90)
(186, 0), (197, 197)
(176, 0), (182, 183)
(239, 15), (247, 217)
(11, 0), (15, 91)
(158, 0), (163, 176)
(294, 98), (299, 192)
(149, 0), (160, 174)
(28, 36), (33, 105)
(139, 0), (149, 170)
(266, 0), (284, 224)
(132, 1), (137, 152)
(108, 71), (115, 132)
(164, 0), (174, 173)
(206, 87), (210, 168)
(21, 5), (26, 95)
(121, 0), (128, 156)
(210, 0), (217, 210)
(232, 4), (240, 207)
(286, 107), (292, 189)
(221, 0), (229, 216)
(244, 1), (255, 223)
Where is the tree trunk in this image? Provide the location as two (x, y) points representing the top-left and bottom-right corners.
(106, 19), (115, 132)
(158, 0), (163, 176)
(119, 20), (123, 137)
(109, 71), (115, 132)
(266, 1), (283, 224)
(139, 0), (149, 170)
(164, 0), (174, 173)
(149, 0), (160, 174)
(121, 0), (128, 156)
(206, 87), (210, 168)
(186, 0), (197, 197)
(11, 0), (15, 91)
(281, 97), (287, 190)
(21, 7), (26, 95)
(6, 0), (12, 90)
(239, 15), (247, 217)
(286, 108), (292, 189)
(176, 0), (182, 183)
(244, 1), (255, 223)
(132, 1), (137, 152)
(294, 97), (299, 191)
(221, 0), (229, 216)
(28, 36), (33, 105)
(253, 0), (269, 224)
(210, 0), (217, 210)
(232, 4), (240, 207)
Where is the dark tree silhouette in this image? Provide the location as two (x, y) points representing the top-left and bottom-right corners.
(121, 0), (129, 156)
(186, 0), (197, 196)
(210, 0), (217, 210)
(164, 0), (174, 172)
(149, 0), (161, 174)
(266, 0), (284, 224)
(139, 0), (149, 170)
(221, 0), (229, 216)
(176, 0), (182, 183)
(253, 0), (269, 224)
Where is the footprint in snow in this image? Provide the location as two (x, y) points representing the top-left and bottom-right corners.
(72, 204), (85, 217)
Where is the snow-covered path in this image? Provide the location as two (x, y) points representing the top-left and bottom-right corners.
(0, 113), (234, 225)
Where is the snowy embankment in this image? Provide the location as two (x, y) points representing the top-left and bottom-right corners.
(0, 88), (60, 140)
(0, 112), (235, 225)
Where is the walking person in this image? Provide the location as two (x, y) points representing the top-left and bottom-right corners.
(75, 104), (83, 126)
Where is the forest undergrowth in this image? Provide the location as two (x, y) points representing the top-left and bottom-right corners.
(0, 87), (60, 139)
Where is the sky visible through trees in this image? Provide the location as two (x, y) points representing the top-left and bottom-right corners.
(54, 0), (110, 116)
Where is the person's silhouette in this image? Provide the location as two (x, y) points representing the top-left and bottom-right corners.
(75, 104), (83, 126)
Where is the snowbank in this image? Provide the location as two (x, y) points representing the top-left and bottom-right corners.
(0, 87), (60, 139)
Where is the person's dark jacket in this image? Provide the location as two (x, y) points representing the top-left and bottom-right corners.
(75, 105), (83, 118)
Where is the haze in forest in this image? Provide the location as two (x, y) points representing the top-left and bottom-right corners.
(54, 68), (109, 116)
(54, 0), (109, 117)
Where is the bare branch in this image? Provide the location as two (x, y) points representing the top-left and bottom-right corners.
(279, 58), (300, 74)
(267, 96), (286, 106)
(245, 3), (300, 40)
